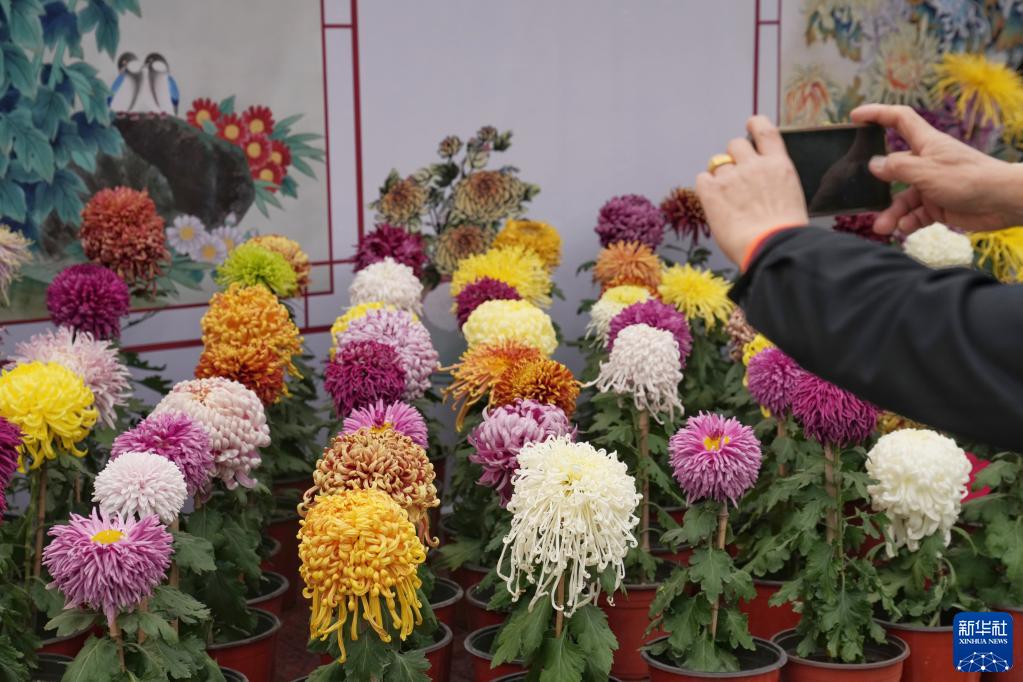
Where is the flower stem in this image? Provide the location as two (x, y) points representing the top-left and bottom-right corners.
(775, 418), (787, 476)
(33, 464), (48, 579)
(555, 574), (566, 638)
(110, 619), (126, 672)
(637, 409), (651, 553)
(709, 503), (729, 638)
(170, 518), (180, 633)
(823, 443), (838, 545)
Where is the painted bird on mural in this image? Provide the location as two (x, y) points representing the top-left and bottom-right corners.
(108, 52), (144, 112)
(141, 53), (180, 115)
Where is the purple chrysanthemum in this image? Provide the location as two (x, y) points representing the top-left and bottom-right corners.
(469, 399), (576, 505)
(0, 417), (23, 518)
(338, 309), (439, 401)
(354, 224), (428, 279)
(46, 264), (131, 340)
(669, 412), (762, 505)
(790, 372), (878, 446)
(595, 194), (665, 249)
(342, 399), (428, 448)
(607, 300), (693, 366)
(43, 509), (172, 629)
(325, 340), (407, 418)
(746, 348), (806, 417)
(454, 277), (522, 328)
(111, 412), (215, 500)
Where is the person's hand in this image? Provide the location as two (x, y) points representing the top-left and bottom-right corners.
(696, 116), (808, 265)
(852, 104), (1023, 235)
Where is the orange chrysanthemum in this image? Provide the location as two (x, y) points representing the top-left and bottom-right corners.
(79, 187), (169, 292)
(249, 234), (311, 291)
(593, 241), (662, 292)
(490, 357), (580, 417)
(195, 344), (286, 405)
(443, 340), (543, 430)
(492, 220), (562, 271)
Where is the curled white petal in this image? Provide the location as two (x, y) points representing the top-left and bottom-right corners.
(903, 222), (973, 269)
(589, 323), (684, 422)
(348, 257), (423, 315)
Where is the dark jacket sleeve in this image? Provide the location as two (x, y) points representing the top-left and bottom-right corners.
(731, 227), (1023, 451)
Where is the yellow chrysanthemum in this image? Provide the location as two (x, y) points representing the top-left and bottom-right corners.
(971, 227), (1023, 282)
(443, 341), (544, 430)
(249, 234), (312, 292)
(586, 285), (653, 344)
(742, 334), (775, 367)
(657, 264), (734, 329)
(877, 411), (929, 436)
(0, 362), (98, 471)
(492, 220), (562, 271)
(933, 53), (1023, 132)
(298, 488), (425, 663)
(450, 246), (552, 308)
(328, 302), (414, 358)
(462, 299), (557, 356)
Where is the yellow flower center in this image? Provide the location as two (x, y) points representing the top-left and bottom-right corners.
(270, 150), (283, 164)
(371, 423), (392, 433)
(196, 110), (212, 124)
(179, 225), (196, 241)
(703, 435), (730, 452)
(201, 243), (219, 260)
(223, 238), (236, 252)
(249, 119), (265, 134)
(224, 124), (240, 140)
(247, 142), (263, 158)
(259, 168), (275, 181)
(91, 529), (124, 545)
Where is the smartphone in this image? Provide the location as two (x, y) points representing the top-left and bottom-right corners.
(776, 123), (890, 217)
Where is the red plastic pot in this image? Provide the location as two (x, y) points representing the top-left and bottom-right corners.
(739, 578), (800, 640)
(221, 668), (249, 682)
(266, 508), (301, 608)
(430, 577), (464, 630)
(984, 605), (1022, 682)
(773, 629), (909, 682)
(245, 570), (289, 618)
(653, 544), (693, 566)
(37, 625), (90, 657)
(492, 677), (623, 682)
(643, 636), (786, 681)
(465, 624), (527, 682)
(259, 537), (281, 572)
(207, 609), (281, 682)
(452, 563), (490, 594)
(467, 583), (509, 631)
(881, 619), (981, 682)
(600, 582), (665, 680)
(423, 622), (454, 682)
(664, 506), (686, 525)
(272, 474), (310, 496)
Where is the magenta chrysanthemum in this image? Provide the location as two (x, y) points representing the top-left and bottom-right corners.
(469, 399), (576, 505)
(669, 412), (762, 505)
(454, 277), (522, 328)
(832, 213), (890, 244)
(337, 309), (438, 401)
(43, 509), (172, 629)
(342, 400), (428, 448)
(607, 299), (693, 366)
(325, 340), (407, 418)
(595, 194), (665, 249)
(46, 264), (131, 340)
(355, 224), (429, 278)
(111, 412), (215, 500)
(0, 417), (22, 518)
(746, 348), (806, 416)
(790, 372), (879, 446)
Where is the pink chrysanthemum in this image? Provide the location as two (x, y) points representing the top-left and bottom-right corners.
(595, 194), (665, 249)
(790, 372), (879, 446)
(607, 299), (693, 366)
(0, 417), (23, 518)
(325, 340), (407, 418)
(342, 400), (428, 448)
(354, 224), (428, 278)
(13, 326), (131, 429)
(43, 509), (172, 629)
(336, 309), (439, 401)
(454, 277), (522, 328)
(469, 399), (576, 506)
(46, 264), (131, 340)
(669, 412), (762, 505)
(746, 347), (806, 416)
(93, 451), (187, 524)
(111, 412), (215, 500)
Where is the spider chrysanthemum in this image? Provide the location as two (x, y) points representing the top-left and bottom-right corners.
(112, 412), (214, 500)
(492, 219), (562, 271)
(790, 372), (878, 446)
(593, 241), (662, 292)
(660, 188), (710, 245)
(970, 227), (1023, 282)
(669, 412), (762, 505)
(336, 309), (438, 401)
(746, 347), (804, 417)
(607, 299), (693, 366)
(451, 245), (552, 308)
(215, 242), (299, 298)
(658, 264), (734, 329)
(491, 357), (580, 418)
(443, 341), (544, 430)
(342, 400), (428, 448)
(348, 257), (424, 315)
(462, 299), (557, 356)
(585, 285), (651, 344)
(903, 223), (973, 269)
(589, 324), (683, 422)
(93, 451), (187, 524)
(934, 52), (1023, 131)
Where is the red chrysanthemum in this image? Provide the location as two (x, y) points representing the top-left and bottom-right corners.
(253, 162), (285, 188)
(242, 105), (275, 136)
(186, 98), (220, 129)
(270, 140), (292, 169)
(216, 114), (244, 143)
(79, 188), (169, 292)
(240, 133), (272, 169)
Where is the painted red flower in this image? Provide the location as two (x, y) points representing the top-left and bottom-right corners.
(187, 98), (220, 128)
(270, 140), (292, 169)
(216, 114), (244, 144)
(253, 163), (284, 190)
(240, 133), (271, 168)
(242, 105), (275, 136)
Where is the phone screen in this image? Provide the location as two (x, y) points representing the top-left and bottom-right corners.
(779, 124), (890, 217)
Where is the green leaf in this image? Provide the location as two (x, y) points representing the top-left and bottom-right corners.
(1, 44), (36, 96)
(537, 635), (585, 682)
(78, 0), (120, 57)
(218, 95), (236, 116)
(383, 649), (430, 682)
(345, 634), (391, 681)
(150, 586), (210, 625)
(987, 516), (1023, 583)
(493, 598), (552, 665)
(63, 636), (121, 682)
(684, 636), (739, 674)
(141, 636), (194, 679)
(687, 548), (731, 602)
(171, 529), (216, 574)
(663, 598), (711, 652)
(31, 86), (69, 139)
(138, 611), (179, 643)
(307, 662), (347, 682)
(220, 517), (263, 579)
(0, 180), (27, 222)
(567, 604), (616, 680)
(678, 504), (719, 547)
(34, 168), (86, 223)
(5, 108), (54, 180)
(8, 0), (44, 49)
(719, 608), (755, 652)
(44, 609), (96, 638)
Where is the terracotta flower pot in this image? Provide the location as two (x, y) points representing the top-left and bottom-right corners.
(452, 563), (490, 595)
(772, 629), (909, 682)
(33, 653), (73, 682)
(266, 507), (301, 608)
(467, 583), (509, 631)
(465, 624), (527, 682)
(207, 609), (281, 682)
(983, 605), (1022, 682)
(245, 570), (290, 617)
(430, 577), (464, 630)
(259, 536), (281, 572)
(880, 619), (981, 682)
(739, 578), (801, 640)
(36, 622), (90, 658)
(600, 582), (665, 680)
(221, 668), (249, 682)
(643, 636), (787, 681)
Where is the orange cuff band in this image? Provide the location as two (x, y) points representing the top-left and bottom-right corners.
(740, 224), (805, 273)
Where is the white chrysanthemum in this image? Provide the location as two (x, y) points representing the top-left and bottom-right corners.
(93, 451), (187, 523)
(589, 324), (684, 422)
(151, 377), (270, 490)
(498, 436), (640, 616)
(168, 215), (205, 256)
(866, 429), (971, 555)
(192, 233), (228, 265)
(585, 285), (651, 344)
(903, 223), (973, 269)
(213, 225), (246, 254)
(349, 257), (423, 315)
(14, 326), (131, 428)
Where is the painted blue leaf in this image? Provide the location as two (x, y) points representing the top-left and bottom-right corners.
(78, 0), (118, 57)
(0, 180), (27, 222)
(8, 0), (44, 49)
(6, 108), (54, 181)
(52, 119), (86, 166)
(41, 1), (81, 49)
(74, 112), (121, 155)
(2, 43), (37, 96)
(35, 168), (86, 223)
(64, 60), (111, 124)
(31, 85), (70, 139)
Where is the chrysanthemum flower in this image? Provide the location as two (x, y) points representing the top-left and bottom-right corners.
(112, 412), (214, 500)
(661, 188), (710, 244)
(443, 341), (543, 429)
(783, 64), (838, 126)
(790, 372), (878, 446)
(152, 378), (270, 489)
(44, 510), (172, 629)
(669, 412), (762, 505)
(725, 307), (757, 362)
(590, 324), (684, 422)
(492, 219), (562, 271)
(186, 98), (220, 127)
(593, 241), (661, 292)
(270, 140), (292, 169)
(833, 213), (890, 244)
(354, 224), (427, 279)
(337, 309), (438, 401)
(324, 340), (407, 417)
(451, 171), (527, 225)
(866, 22), (938, 107)
(438, 135), (462, 157)
(242, 105), (275, 135)
(0, 418), (22, 518)
(934, 52), (1023, 130)
(866, 429), (971, 555)
(93, 451), (187, 524)
(249, 234), (312, 291)
(301, 427), (439, 544)
(215, 242), (298, 298)
(79, 187), (169, 291)
(348, 257), (424, 315)
(451, 246), (552, 308)
(195, 343), (287, 405)
(492, 357), (580, 418)
(0, 224), (32, 304)
(595, 194), (665, 249)
(470, 400), (576, 505)
(876, 411), (929, 436)
(342, 400), (428, 448)
(462, 299), (557, 356)
(240, 132), (272, 167)
(970, 227), (1023, 282)
(903, 223), (973, 269)
(167, 214), (205, 257)
(432, 224), (493, 275)
(585, 285), (651, 344)
(192, 233), (228, 265)
(746, 348), (804, 417)
(0, 362), (97, 471)
(330, 302), (396, 345)
(742, 334), (775, 367)
(299, 489), (426, 663)
(454, 277), (522, 328)
(607, 300), (693, 367)
(658, 264), (734, 329)
(498, 437), (640, 615)
(213, 224), (245, 254)
(375, 176), (428, 227)
(216, 113), (244, 143)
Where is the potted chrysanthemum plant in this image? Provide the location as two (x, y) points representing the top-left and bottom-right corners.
(645, 412), (787, 679)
